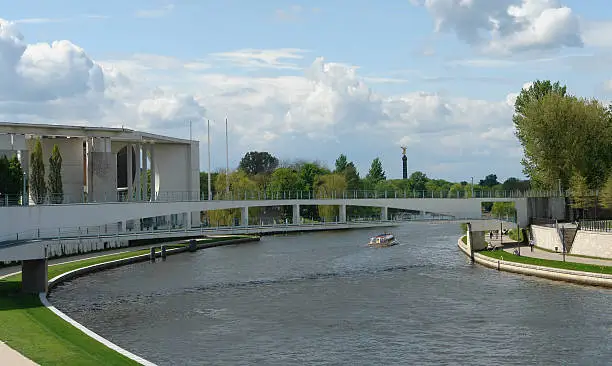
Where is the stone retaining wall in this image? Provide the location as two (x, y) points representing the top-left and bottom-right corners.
(457, 238), (612, 288)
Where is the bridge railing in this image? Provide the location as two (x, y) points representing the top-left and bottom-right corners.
(0, 189), (566, 207)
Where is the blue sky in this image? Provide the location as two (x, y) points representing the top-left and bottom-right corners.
(1, 0), (612, 182)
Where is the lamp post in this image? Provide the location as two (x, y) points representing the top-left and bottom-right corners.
(471, 177), (474, 198)
(207, 119), (212, 201)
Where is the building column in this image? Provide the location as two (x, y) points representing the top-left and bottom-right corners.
(149, 144), (156, 201)
(127, 144), (133, 201)
(381, 207), (388, 221)
(339, 204), (347, 223)
(21, 258), (48, 294)
(141, 144), (147, 200)
(293, 204), (301, 224)
(241, 207), (249, 227)
(134, 144), (141, 201)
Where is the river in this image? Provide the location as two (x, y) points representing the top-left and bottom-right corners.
(49, 222), (612, 365)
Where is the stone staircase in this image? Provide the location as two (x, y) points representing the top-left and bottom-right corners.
(559, 227), (578, 253)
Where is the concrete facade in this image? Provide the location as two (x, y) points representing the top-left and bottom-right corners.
(0, 122), (199, 206)
(531, 225), (564, 252)
(569, 231), (612, 259)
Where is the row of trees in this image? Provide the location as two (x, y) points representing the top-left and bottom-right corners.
(0, 154), (24, 205)
(200, 151), (530, 225)
(0, 140), (64, 205)
(513, 80), (612, 217)
(30, 140), (64, 204)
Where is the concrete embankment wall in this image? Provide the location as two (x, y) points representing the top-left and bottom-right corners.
(531, 225), (612, 259)
(46, 237), (259, 292)
(39, 236), (260, 366)
(531, 225), (563, 252)
(570, 231), (612, 259)
(457, 238), (612, 288)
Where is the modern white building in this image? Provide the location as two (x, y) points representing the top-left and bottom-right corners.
(0, 122), (201, 228)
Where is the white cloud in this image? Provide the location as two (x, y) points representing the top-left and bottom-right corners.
(209, 48), (309, 70)
(581, 20), (612, 48)
(135, 4), (174, 19)
(414, 0), (583, 54)
(275, 5), (320, 21)
(603, 80), (612, 93)
(0, 18), (526, 180)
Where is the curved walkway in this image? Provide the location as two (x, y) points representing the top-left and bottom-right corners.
(491, 234), (612, 266)
(458, 235), (612, 288)
(0, 342), (37, 366)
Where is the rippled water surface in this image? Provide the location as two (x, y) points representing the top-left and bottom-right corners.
(49, 223), (612, 365)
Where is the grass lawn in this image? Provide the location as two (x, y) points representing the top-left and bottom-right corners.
(0, 235), (256, 365)
(480, 250), (612, 275)
(0, 250), (152, 365)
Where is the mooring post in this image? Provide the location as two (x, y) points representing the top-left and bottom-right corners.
(150, 247), (156, 263)
(189, 239), (197, 252)
(161, 245), (167, 261)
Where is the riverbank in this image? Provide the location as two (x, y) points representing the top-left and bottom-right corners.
(0, 235), (259, 366)
(457, 236), (612, 288)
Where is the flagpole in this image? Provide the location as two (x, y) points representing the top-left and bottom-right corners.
(225, 115), (230, 195)
(207, 119), (212, 200)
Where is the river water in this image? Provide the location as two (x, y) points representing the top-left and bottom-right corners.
(49, 222), (612, 365)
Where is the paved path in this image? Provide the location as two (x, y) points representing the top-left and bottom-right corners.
(0, 243), (162, 277)
(0, 342), (38, 365)
(488, 234), (612, 267)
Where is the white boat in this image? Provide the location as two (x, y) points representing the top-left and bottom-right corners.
(368, 233), (398, 247)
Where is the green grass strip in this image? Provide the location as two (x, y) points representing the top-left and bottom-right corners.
(0, 235), (255, 365)
(480, 250), (612, 275)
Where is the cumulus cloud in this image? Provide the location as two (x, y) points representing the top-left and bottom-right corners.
(0, 18), (525, 180)
(413, 0), (583, 54)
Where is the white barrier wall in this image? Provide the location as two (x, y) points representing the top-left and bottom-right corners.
(570, 231), (612, 259)
(531, 225), (563, 252)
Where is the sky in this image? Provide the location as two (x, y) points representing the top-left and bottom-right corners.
(1, 0), (612, 183)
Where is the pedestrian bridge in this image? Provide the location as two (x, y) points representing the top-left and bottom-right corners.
(0, 194), (548, 243)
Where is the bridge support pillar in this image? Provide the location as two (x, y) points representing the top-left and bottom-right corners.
(22, 258), (48, 294)
(381, 207), (388, 221)
(339, 204), (347, 223)
(467, 223), (487, 262)
(292, 204), (300, 224)
(241, 207), (249, 226)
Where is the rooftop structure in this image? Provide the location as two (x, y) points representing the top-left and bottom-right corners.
(0, 122), (200, 205)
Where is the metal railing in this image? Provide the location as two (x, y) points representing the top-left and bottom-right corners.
(0, 189), (569, 207)
(579, 220), (612, 233)
(0, 219), (402, 247)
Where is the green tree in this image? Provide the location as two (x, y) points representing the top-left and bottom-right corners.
(268, 168), (304, 193)
(502, 177), (530, 191)
(8, 155), (24, 202)
(200, 171), (220, 199)
(335, 154), (348, 173)
(479, 174), (499, 188)
(297, 162), (330, 192)
(601, 174), (612, 209)
(48, 144), (63, 203)
(238, 151), (279, 175)
(365, 158), (385, 188)
(316, 173), (348, 220)
(343, 162), (360, 191)
(409, 171), (428, 192)
(491, 202), (516, 218)
(0, 156), (8, 199)
(30, 139), (46, 204)
(570, 173), (594, 218)
(514, 81), (612, 190)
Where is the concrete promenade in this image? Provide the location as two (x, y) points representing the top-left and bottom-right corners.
(0, 342), (38, 366)
(491, 234), (612, 266)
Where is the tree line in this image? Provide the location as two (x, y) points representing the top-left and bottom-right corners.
(0, 139), (63, 205)
(513, 80), (612, 217)
(199, 151), (530, 225)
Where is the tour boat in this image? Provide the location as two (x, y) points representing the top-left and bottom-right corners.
(368, 233), (398, 247)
